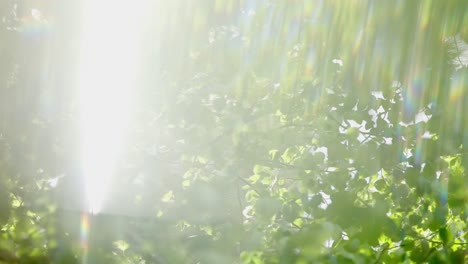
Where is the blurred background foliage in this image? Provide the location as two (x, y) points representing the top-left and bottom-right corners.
(1, 0), (468, 263)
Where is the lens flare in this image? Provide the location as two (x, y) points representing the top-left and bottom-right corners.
(80, 212), (90, 261)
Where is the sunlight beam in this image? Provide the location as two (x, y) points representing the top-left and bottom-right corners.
(78, 1), (147, 214)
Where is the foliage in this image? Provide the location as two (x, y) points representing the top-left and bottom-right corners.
(1, 1), (468, 263)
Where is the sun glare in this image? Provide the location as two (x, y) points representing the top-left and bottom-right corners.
(78, 1), (148, 214)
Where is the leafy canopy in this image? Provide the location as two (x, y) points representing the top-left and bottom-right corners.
(0, 1), (468, 263)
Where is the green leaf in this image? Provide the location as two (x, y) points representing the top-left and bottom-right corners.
(269, 149), (280, 160)
(429, 206), (447, 230)
(255, 197), (282, 219)
(410, 240), (430, 262)
(161, 190), (174, 202)
(374, 179), (387, 191)
(408, 214), (422, 226)
(113, 240), (129, 252)
(449, 249), (465, 263)
(282, 202), (301, 222)
(345, 239), (360, 253)
(249, 174), (261, 184)
(401, 238), (415, 250)
(438, 227), (452, 245)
